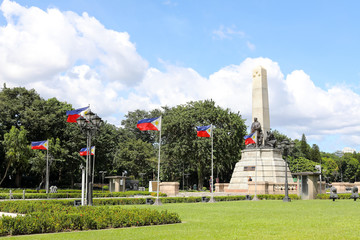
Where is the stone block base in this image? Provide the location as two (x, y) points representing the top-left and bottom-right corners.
(215, 183), (229, 192)
(160, 182), (179, 197)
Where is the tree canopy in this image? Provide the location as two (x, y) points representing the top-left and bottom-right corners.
(0, 85), (359, 190)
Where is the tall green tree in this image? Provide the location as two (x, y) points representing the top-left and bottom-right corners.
(310, 144), (322, 163)
(113, 138), (156, 179)
(162, 100), (247, 189)
(300, 134), (311, 159)
(2, 126), (30, 186)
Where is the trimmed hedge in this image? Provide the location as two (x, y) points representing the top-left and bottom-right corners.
(317, 193), (354, 199)
(0, 201), (181, 236)
(0, 190), (166, 199)
(256, 194), (301, 200)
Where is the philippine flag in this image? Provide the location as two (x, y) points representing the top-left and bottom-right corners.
(80, 146), (95, 156)
(244, 133), (256, 145)
(66, 106), (89, 123)
(137, 117), (161, 131)
(196, 125), (212, 137)
(31, 140), (48, 150)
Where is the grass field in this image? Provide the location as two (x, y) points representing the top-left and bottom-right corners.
(7, 200), (360, 240)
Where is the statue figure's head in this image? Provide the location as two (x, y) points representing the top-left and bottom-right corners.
(254, 117), (258, 122)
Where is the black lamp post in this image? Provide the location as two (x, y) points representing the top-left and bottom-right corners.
(76, 110), (102, 206)
(139, 173), (145, 188)
(99, 171), (107, 193)
(280, 139), (295, 202)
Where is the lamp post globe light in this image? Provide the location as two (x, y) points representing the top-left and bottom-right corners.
(280, 139), (295, 202)
(76, 110), (102, 206)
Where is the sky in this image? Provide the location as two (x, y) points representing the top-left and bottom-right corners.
(0, 0), (360, 153)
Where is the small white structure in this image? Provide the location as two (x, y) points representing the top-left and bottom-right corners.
(105, 176), (127, 192)
(342, 147), (356, 154)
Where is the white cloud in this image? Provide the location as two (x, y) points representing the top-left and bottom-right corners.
(246, 41), (256, 51)
(129, 57), (360, 151)
(1, 1), (360, 152)
(212, 25), (246, 40)
(0, 0), (147, 85)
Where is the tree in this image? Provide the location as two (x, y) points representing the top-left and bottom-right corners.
(321, 156), (339, 182)
(288, 157), (317, 173)
(161, 100), (247, 189)
(310, 144), (322, 163)
(271, 129), (290, 143)
(2, 126), (30, 186)
(113, 138), (156, 179)
(300, 134), (311, 159)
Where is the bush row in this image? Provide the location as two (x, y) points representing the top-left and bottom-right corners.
(317, 193), (356, 199)
(0, 203), (180, 236)
(0, 191), (163, 199)
(256, 194), (301, 200)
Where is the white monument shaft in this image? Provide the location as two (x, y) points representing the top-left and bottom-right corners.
(226, 66), (293, 193)
(252, 66), (270, 138)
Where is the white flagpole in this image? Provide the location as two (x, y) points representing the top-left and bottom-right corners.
(209, 124), (215, 203)
(253, 131), (259, 201)
(46, 139), (49, 194)
(154, 116), (162, 205)
(92, 146), (95, 186)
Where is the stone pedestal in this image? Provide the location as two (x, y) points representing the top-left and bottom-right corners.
(226, 148), (293, 192)
(160, 182), (179, 197)
(215, 183), (229, 192)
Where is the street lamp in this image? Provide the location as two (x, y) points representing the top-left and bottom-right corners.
(76, 110), (102, 206)
(139, 173), (145, 189)
(279, 139), (295, 202)
(184, 173), (190, 190)
(99, 171), (107, 193)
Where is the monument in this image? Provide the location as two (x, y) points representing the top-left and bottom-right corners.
(226, 66), (293, 193)
(252, 66), (270, 142)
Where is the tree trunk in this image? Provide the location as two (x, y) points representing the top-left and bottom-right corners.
(15, 172), (21, 187)
(70, 173), (74, 188)
(197, 162), (203, 190)
(0, 160), (12, 186)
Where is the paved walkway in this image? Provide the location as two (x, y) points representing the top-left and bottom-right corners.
(176, 192), (245, 197)
(0, 212), (24, 217)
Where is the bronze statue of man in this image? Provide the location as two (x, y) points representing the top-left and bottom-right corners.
(251, 117), (263, 147)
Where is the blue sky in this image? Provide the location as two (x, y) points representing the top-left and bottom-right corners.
(1, 0), (360, 153)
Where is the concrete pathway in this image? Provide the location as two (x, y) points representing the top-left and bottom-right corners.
(0, 212), (24, 217)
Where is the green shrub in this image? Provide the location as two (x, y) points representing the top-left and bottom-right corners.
(256, 194), (300, 200)
(317, 193), (353, 199)
(0, 202), (181, 236)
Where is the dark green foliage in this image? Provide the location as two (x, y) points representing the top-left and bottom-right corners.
(288, 157), (317, 173)
(0, 201), (181, 236)
(317, 193), (354, 199)
(256, 194), (300, 200)
(162, 100), (246, 189)
(300, 134), (311, 159)
(310, 144), (322, 163)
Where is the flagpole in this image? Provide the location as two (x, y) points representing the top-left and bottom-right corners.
(92, 147), (95, 186)
(253, 131), (259, 201)
(46, 139), (49, 194)
(85, 135), (89, 205)
(209, 124), (215, 203)
(154, 116), (162, 205)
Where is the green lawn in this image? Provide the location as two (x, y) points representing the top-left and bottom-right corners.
(7, 200), (360, 240)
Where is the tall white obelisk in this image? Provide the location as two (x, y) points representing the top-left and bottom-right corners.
(252, 66), (270, 140)
(226, 66), (293, 193)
